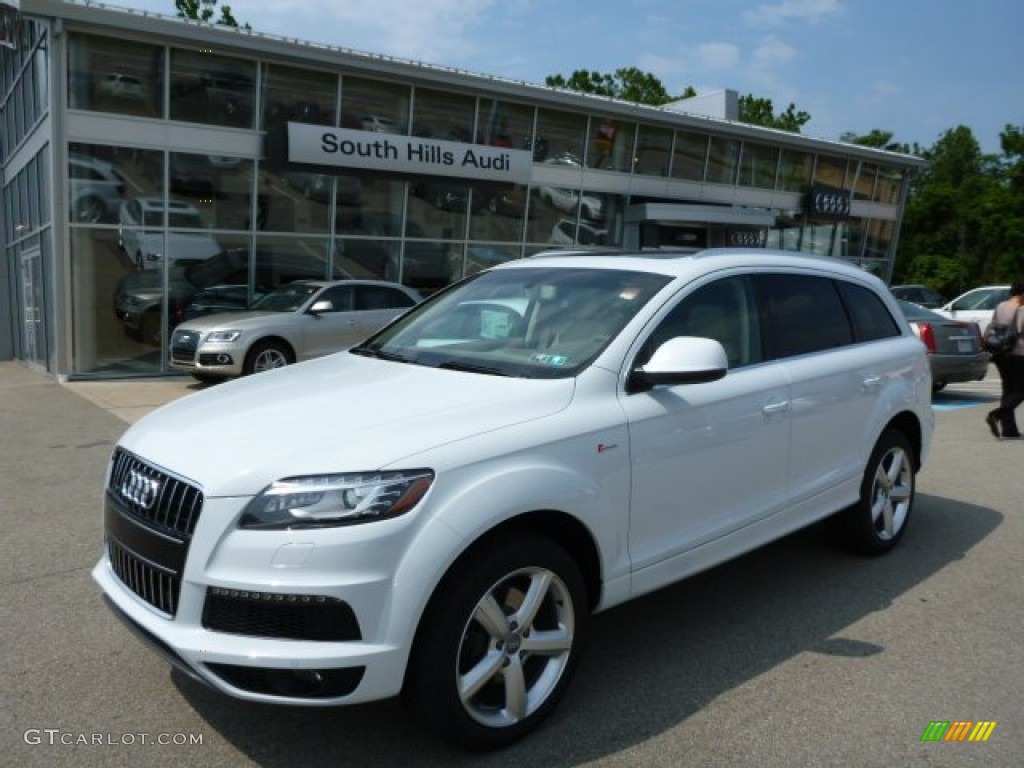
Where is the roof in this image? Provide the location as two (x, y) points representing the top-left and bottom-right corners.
(21, 0), (927, 169)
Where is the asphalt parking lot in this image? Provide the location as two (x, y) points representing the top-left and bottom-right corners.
(1, 361), (1021, 767)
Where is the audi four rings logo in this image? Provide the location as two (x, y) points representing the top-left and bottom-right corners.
(120, 468), (161, 509)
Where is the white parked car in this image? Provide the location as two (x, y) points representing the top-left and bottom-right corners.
(94, 248), (933, 750)
(549, 218), (608, 247)
(934, 285), (1010, 335)
(118, 197), (222, 271)
(169, 279), (421, 380)
(69, 153), (126, 223)
(535, 185), (604, 220)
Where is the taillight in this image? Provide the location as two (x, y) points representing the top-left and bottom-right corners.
(917, 322), (936, 354)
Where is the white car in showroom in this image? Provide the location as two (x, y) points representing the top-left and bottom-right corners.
(95, 248), (933, 750)
(118, 197), (222, 271)
(169, 279), (421, 380)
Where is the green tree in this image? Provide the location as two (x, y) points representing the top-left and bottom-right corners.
(895, 125), (1024, 293)
(174, 0), (248, 29)
(545, 68), (693, 106)
(737, 95), (810, 133)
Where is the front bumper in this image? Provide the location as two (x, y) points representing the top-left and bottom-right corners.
(93, 488), (432, 705)
(169, 331), (245, 377)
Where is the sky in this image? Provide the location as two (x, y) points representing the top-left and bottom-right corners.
(101, 0), (1022, 154)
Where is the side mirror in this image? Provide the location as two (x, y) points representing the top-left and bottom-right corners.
(308, 300), (333, 315)
(628, 336), (728, 393)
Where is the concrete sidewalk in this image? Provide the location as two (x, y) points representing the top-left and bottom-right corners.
(0, 363), (198, 424)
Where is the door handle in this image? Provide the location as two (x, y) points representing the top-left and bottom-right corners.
(762, 401), (790, 416)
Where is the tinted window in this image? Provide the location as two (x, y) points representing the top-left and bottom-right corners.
(758, 274), (853, 358)
(641, 275), (763, 369)
(354, 285), (416, 310)
(837, 281), (901, 342)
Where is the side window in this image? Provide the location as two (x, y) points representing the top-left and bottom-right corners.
(639, 275), (762, 369)
(354, 285), (416, 310)
(318, 286), (354, 312)
(837, 281), (901, 342)
(758, 274), (853, 359)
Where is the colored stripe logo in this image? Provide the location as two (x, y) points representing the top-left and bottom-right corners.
(921, 721), (997, 742)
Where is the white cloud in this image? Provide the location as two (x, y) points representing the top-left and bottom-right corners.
(695, 42), (741, 70)
(742, 0), (843, 26)
(751, 36), (796, 69)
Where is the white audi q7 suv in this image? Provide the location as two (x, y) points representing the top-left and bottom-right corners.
(94, 248), (934, 750)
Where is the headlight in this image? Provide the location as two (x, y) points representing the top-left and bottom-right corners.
(206, 330), (242, 342)
(238, 469), (434, 529)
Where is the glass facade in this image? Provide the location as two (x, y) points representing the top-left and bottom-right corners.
(1, 7), (920, 378)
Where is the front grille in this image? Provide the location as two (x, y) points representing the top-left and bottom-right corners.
(203, 588), (362, 641)
(108, 449), (203, 537)
(107, 538), (180, 615)
(171, 329), (199, 363)
(105, 449), (203, 616)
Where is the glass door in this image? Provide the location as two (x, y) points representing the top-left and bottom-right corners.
(19, 246), (47, 369)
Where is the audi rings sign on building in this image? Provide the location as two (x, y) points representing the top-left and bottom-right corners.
(120, 468), (161, 509)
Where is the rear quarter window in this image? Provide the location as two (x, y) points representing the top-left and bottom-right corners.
(837, 281), (902, 342)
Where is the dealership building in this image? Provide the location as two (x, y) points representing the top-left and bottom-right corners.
(1, 0), (928, 380)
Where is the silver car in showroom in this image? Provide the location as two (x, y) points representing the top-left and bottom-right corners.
(170, 279), (421, 380)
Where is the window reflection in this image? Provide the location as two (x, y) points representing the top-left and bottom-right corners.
(169, 152), (256, 230)
(588, 115), (634, 171)
(671, 132), (708, 181)
(261, 63), (336, 130)
(536, 108), (587, 166)
(707, 137), (740, 184)
(777, 150), (812, 192)
(476, 99), (534, 153)
(853, 162), (878, 201)
(68, 33), (163, 118)
(412, 88), (474, 141)
(737, 142), (779, 189)
(340, 76), (408, 133)
(169, 49), (255, 129)
(813, 155), (849, 191)
(634, 126), (672, 177)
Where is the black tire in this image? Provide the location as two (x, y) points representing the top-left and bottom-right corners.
(243, 340), (293, 375)
(832, 428), (916, 555)
(403, 531), (587, 751)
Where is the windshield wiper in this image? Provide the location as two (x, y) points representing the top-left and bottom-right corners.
(436, 361), (512, 377)
(350, 346), (413, 364)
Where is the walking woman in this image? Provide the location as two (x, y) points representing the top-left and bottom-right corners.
(986, 280), (1024, 439)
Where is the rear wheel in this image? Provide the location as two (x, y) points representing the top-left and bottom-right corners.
(74, 195), (105, 223)
(243, 340), (293, 375)
(404, 531), (587, 751)
(832, 428), (916, 555)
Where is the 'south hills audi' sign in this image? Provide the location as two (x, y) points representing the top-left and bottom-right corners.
(286, 122), (533, 185)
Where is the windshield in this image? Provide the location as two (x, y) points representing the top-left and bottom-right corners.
(249, 283), (321, 312)
(353, 266), (670, 378)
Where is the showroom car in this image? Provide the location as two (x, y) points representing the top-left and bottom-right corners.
(118, 197), (222, 271)
(69, 152), (126, 223)
(114, 247), (346, 344)
(935, 284), (1010, 335)
(169, 279), (421, 380)
(897, 299), (989, 391)
(94, 248), (933, 750)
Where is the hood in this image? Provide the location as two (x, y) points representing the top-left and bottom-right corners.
(176, 310), (292, 332)
(118, 353), (575, 496)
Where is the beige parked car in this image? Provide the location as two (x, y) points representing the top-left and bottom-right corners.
(169, 279), (421, 380)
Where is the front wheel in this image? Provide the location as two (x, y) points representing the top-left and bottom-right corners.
(243, 340), (293, 375)
(404, 531), (587, 751)
(832, 428), (916, 555)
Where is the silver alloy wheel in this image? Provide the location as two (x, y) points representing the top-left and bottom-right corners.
(250, 346), (289, 372)
(869, 444), (913, 540)
(456, 566), (575, 728)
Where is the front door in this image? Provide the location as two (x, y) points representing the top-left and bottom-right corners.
(19, 247), (47, 369)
